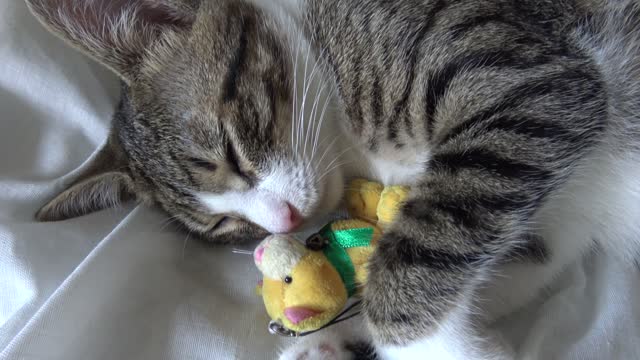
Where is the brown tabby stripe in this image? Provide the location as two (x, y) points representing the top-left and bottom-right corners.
(424, 48), (555, 139)
(222, 14), (251, 103)
(431, 149), (553, 181)
(438, 67), (600, 145)
(385, 0), (448, 146)
(448, 13), (527, 40)
(378, 234), (485, 269)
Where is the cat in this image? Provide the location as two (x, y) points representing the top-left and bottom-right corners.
(26, 0), (640, 359)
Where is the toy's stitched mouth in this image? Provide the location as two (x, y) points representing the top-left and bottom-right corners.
(284, 306), (322, 324)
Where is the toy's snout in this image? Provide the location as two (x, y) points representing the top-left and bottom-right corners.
(284, 307), (321, 324)
(254, 233), (349, 332)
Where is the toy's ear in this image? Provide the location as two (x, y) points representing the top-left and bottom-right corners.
(25, 0), (197, 82)
(254, 235), (307, 279)
(253, 236), (273, 269)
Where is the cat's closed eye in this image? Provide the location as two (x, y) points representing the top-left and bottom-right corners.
(225, 141), (248, 179)
(27, 0), (345, 237)
(211, 216), (230, 231)
(189, 158), (218, 172)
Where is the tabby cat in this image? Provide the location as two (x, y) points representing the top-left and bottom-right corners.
(26, 0), (640, 358)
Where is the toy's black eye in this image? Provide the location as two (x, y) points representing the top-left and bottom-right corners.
(284, 276), (292, 284)
(305, 233), (326, 251)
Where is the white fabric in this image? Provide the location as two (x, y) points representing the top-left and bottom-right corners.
(1, 1), (639, 359)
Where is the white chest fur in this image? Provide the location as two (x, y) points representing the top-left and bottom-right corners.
(340, 140), (431, 186)
(363, 150), (430, 186)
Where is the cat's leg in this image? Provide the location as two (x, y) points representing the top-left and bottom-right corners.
(279, 143), (609, 360)
(362, 105), (605, 359)
(376, 307), (514, 360)
(477, 260), (560, 324)
(363, 191), (537, 359)
(478, 232), (593, 323)
(479, 144), (640, 323)
(364, 187), (599, 359)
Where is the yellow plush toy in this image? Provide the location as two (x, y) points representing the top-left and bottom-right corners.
(253, 179), (408, 336)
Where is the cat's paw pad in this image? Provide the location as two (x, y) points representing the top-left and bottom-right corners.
(279, 335), (360, 360)
(296, 343), (338, 360)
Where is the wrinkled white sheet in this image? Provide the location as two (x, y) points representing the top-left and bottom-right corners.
(1, 1), (639, 359)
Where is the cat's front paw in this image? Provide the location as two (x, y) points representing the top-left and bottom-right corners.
(279, 332), (376, 360)
(363, 237), (448, 345)
(364, 242), (514, 360)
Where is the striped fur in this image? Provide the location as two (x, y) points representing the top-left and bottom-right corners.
(294, 0), (640, 357)
(27, 0), (640, 358)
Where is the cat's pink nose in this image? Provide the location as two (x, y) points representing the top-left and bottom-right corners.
(284, 307), (320, 324)
(279, 202), (302, 232)
(262, 200), (303, 233)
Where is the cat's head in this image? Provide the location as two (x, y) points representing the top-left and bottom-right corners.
(28, 0), (346, 243)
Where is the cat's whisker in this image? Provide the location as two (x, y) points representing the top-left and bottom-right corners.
(301, 51), (323, 161)
(305, 87), (331, 173)
(304, 79), (328, 170)
(318, 141), (349, 178)
(315, 132), (337, 159)
(319, 148), (354, 176)
(308, 135), (333, 174)
(291, 35), (302, 156)
(310, 85), (335, 163)
(181, 230), (193, 261)
(306, 39), (339, 166)
(318, 160), (354, 183)
(296, 37), (307, 156)
(322, 158), (353, 175)
(313, 136), (341, 174)
(305, 81), (327, 168)
(232, 248), (254, 255)
(302, 80), (318, 161)
(304, 46), (330, 160)
(322, 144), (356, 173)
(298, 41), (313, 157)
(157, 215), (182, 232)
(316, 143), (356, 182)
(290, 35), (301, 155)
(156, 214), (178, 228)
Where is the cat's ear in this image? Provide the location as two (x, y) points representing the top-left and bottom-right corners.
(36, 132), (135, 222)
(25, 0), (197, 81)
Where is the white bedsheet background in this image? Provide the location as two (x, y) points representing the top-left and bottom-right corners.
(1, 1), (639, 359)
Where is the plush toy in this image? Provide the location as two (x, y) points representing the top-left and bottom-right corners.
(253, 179), (409, 335)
